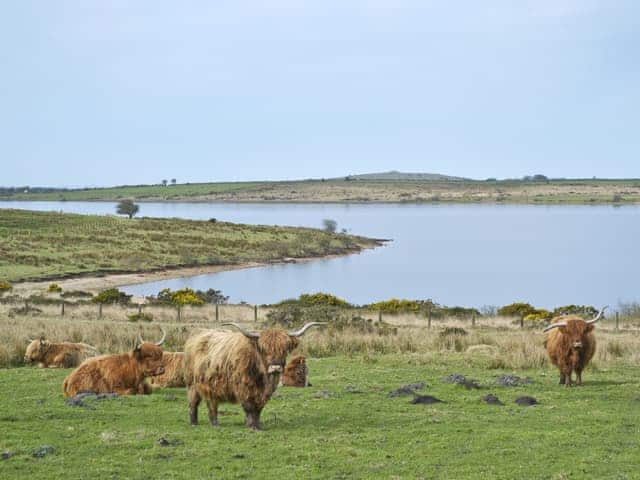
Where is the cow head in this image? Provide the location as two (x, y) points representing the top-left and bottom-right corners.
(133, 328), (166, 377)
(223, 323), (324, 376)
(543, 306), (607, 350)
(24, 336), (49, 363)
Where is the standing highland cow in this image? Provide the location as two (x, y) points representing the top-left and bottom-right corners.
(280, 354), (311, 387)
(63, 329), (166, 397)
(149, 352), (186, 388)
(25, 337), (98, 368)
(185, 322), (323, 430)
(543, 306), (607, 387)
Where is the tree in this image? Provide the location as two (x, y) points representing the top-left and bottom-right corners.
(322, 219), (337, 233)
(162, 179), (168, 187)
(116, 199), (139, 219)
(171, 178), (177, 185)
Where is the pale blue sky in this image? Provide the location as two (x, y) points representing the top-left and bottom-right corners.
(1, 1), (639, 187)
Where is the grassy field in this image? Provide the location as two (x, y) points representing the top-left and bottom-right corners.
(0, 209), (379, 282)
(1, 354), (638, 479)
(3, 178), (640, 204)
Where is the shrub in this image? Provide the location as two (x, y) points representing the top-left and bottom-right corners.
(498, 302), (537, 319)
(366, 298), (432, 314)
(439, 327), (468, 337)
(47, 283), (62, 293)
(275, 293), (352, 308)
(0, 281), (12, 295)
(523, 310), (552, 327)
(147, 288), (205, 307)
(552, 305), (598, 318)
(322, 219), (337, 233)
(439, 306), (481, 318)
(61, 290), (94, 299)
(127, 313), (154, 323)
(93, 288), (132, 305)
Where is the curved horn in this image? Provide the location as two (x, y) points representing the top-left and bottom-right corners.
(586, 306), (608, 325)
(155, 327), (166, 346)
(134, 332), (144, 350)
(288, 322), (326, 337)
(543, 322), (567, 333)
(222, 322), (260, 339)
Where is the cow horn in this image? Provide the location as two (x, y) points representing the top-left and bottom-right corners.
(155, 327), (166, 346)
(542, 322), (567, 333)
(26, 337), (36, 343)
(586, 306), (608, 325)
(288, 322), (326, 337)
(222, 323), (260, 339)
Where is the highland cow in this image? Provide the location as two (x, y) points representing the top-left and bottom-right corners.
(279, 354), (311, 387)
(25, 337), (98, 368)
(63, 329), (166, 397)
(543, 307), (606, 387)
(184, 322), (323, 430)
(149, 352), (186, 388)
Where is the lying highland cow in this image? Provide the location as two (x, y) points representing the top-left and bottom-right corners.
(279, 354), (311, 387)
(185, 322), (324, 430)
(63, 329), (166, 397)
(149, 352), (186, 388)
(25, 337), (98, 368)
(543, 306), (606, 387)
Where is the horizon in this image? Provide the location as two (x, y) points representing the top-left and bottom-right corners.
(2, 2), (640, 185)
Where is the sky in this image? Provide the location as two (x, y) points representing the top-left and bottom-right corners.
(1, 1), (639, 187)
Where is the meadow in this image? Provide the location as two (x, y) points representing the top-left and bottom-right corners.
(0, 209), (379, 283)
(3, 178), (640, 204)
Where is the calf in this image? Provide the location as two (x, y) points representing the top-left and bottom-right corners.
(149, 352), (186, 388)
(25, 337), (98, 368)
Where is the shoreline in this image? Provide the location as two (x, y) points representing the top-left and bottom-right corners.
(12, 242), (387, 297)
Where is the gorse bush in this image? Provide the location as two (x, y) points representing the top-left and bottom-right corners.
(552, 305), (598, 318)
(148, 288), (206, 307)
(0, 281), (12, 295)
(47, 283), (62, 293)
(498, 302), (537, 318)
(127, 312), (154, 323)
(523, 310), (552, 327)
(365, 298), (429, 314)
(93, 288), (132, 305)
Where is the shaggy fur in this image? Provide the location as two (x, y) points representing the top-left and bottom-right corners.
(280, 355), (310, 387)
(62, 343), (165, 397)
(185, 329), (299, 430)
(25, 338), (98, 368)
(149, 352), (186, 388)
(544, 316), (596, 387)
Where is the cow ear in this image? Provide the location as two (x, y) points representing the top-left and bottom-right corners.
(585, 324), (595, 333)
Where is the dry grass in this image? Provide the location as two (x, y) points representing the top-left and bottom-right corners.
(1, 303), (638, 371)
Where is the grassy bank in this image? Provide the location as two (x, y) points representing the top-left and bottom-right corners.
(0, 354), (638, 479)
(3, 178), (640, 204)
(0, 209), (380, 283)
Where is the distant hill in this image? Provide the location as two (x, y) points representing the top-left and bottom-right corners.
(340, 171), (470, 181)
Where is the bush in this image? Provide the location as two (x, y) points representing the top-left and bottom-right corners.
(93, 288), (132, 305)
(439, 306), (481, 318)
(552, 305), (598, 318)
(47, 283), (62, 293)
(0, 281), (12, 295)
(61, 290), (94, 299)
(522, 310), (552, 327)
(147, 288), (205, 307)
(498, 302), (537, 319)
(366, 298), (431, 314)
(127, 313), (154, 323)
(274, 293), (352, 308)
(439, 327), (468, 337)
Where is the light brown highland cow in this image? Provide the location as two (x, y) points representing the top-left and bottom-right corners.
(63, 329), (166, 397)
(185, 322), (323, 430)
(543, 307), (606, 387)
(25, 337), (98, 368)
(149, 352), (186, 388)
(280, 354), (311, 387)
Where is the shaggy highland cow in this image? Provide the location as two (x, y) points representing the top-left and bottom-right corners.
(25, 337), (98, 368)
(279, 354), (311, 387)
(63, 329), (166, 397)
(184, 322), (323, 430)
(149, 352), (186, 388)
(543, 306), (607, 387)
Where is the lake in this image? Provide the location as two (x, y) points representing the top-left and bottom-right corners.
(1, 201), (637, 309)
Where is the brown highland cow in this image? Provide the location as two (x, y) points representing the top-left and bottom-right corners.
(63, 329), (166, 397)
(149, 352), (186, 388)
(543, 306), (607, 387)
(25, 337), (98, 368)
(184, 322), (324, 430)
(280, 354), (311, 387)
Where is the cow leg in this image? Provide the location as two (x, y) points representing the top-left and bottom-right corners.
(242, 404), (262, 431)
(575, 368), (583, 386)
(188, 386), (201, 426)
(558, 372), (565, 385)
(563, 370), (573, 387)
(205, 398), (219, 427)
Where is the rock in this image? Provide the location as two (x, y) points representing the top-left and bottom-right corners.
(157, 437), (183, 447)
(163, 394), (177, 401)
(410, 395), (443, 405)
(313, 390), (335, 399)
(496, 375), (533, 387)
(442, 374), (480, 389)
(65, 391), (119, 409)
(1, 452), (12, 460)
(388, 382), (426, 397)
(344, 385), (363, 394)
(515, 396), (539, 406)
(482, 394), (505, 406)
(32, 446), (55, 458)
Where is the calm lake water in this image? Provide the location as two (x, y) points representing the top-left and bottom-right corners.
(2, 201), (638, 308)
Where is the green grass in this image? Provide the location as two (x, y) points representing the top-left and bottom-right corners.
(0, 209), (378, 282)
(0, 355), (638, 479)
(3, 178), (640, 204)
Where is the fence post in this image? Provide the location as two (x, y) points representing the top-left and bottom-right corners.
(138, 304), (142, 315)
(520, 316), (524, 329)
(25, 299), (29, 311)
(428, 308), (432, 329)
(177, 306), (181, 322)
(215, 303), (219, 322)
(378, 310), (382, 322)
(98, 303), (103, 319)
(254, 305), (258, 322)
(615, 312), (619, 331)
(472, 313), (476, 328)
(61, 301), (65, 317)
